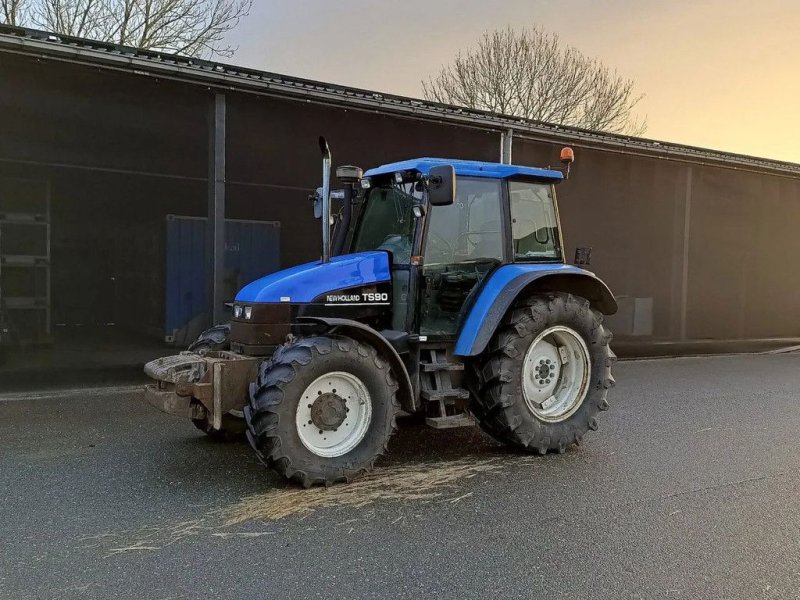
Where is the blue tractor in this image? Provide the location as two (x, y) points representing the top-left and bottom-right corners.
(145, 139), (617, 486)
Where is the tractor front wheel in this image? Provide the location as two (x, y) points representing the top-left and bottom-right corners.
(245, 335), (400, 487)
(469, 292), (615, 454)
(192, 410), (246, 442)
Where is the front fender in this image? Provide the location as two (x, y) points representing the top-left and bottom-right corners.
(454, 264), (617, 357)
(296, 317), (416, 413)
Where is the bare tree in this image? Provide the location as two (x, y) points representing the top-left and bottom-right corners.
(36, 0), (108, 39)
(0, 0), (252, 58)
(423, 27), (646, 135)
(1, 0), (29, 25)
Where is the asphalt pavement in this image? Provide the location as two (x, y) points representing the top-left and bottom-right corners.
(2, 354), (800, 599)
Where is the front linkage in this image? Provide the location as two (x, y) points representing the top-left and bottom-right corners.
(144, 350), (256, 433)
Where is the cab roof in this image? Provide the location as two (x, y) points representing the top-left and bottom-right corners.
(363, 158), (564, 181)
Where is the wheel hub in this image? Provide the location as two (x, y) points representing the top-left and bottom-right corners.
(533, 358), (558, 387)
(295, 371), (373, 458)
(522, 326), (591, 422)
(310, 393), (348, 431)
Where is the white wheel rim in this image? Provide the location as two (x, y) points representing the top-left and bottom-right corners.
(295, 371), (373, 458)
(522, 325), (591, 423)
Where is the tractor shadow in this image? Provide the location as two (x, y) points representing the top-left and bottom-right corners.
(113, 413), (584, 541)
(216, 418), (574, 525)
(384, 415), (506, 464)
(151, 414), (527, 499)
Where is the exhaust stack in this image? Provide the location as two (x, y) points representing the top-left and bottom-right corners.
(318, 136), (332, 263)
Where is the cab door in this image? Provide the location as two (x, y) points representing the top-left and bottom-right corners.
(418, 177), (505, 337)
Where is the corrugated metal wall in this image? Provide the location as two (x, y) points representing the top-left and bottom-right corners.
(2, 53), (800, 349)
(514, 137), (800, 341)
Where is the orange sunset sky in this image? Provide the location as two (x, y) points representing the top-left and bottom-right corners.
(225, 0), (800, 163)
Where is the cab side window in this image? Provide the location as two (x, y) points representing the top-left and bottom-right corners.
(509, 181), (561, 261)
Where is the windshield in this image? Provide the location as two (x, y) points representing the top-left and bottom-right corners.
(351, 182), (422, 264)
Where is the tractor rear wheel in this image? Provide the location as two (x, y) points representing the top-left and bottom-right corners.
(245, 335), (401, 487)
(469, 292), (615, 454)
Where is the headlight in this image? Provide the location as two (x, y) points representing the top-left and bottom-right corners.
(234, 305), (253, 319)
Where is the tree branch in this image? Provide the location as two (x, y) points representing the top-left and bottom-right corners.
(7, 0), (251, 58)
(422, 25), (647, 135)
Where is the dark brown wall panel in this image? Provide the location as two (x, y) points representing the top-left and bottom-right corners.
(751, 176), (800, 337)
(226, 94), (501, 264)
(0, 56), (208, 177)
(687, 168), (800, 339)
(514, 139), (685, 339)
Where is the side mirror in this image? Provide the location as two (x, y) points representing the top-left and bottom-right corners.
(311, 187), (323, 219)
(311, 188), (345, 220)
(428, 165), (456, 206)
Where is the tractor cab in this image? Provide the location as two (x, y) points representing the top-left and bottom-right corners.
(348, 159), (566, 339)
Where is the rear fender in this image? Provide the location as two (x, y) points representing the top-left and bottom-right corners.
(297, 316), (416, 413)
(455, 264), (617, 357)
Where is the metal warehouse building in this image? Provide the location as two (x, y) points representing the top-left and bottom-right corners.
(2, 25), (800, 382)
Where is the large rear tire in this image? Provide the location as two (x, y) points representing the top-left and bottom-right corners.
(468, 292), (615, 454)
(245, 335), (401, 487)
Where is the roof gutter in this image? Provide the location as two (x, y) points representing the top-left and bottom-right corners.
(1, 30), (799, 179)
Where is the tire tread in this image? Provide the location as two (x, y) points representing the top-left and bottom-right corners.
(468, 292), (614, 454)
(246, 335), (400, 487)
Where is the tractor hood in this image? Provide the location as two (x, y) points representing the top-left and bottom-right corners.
(235, 251), (391, 304)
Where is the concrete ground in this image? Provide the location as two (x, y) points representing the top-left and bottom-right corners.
(2, 353), (800, 599)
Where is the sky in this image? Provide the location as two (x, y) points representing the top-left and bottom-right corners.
(223, 0), (800, 164)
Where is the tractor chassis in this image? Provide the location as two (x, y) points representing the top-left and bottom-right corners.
(144, 351), (258, 429)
